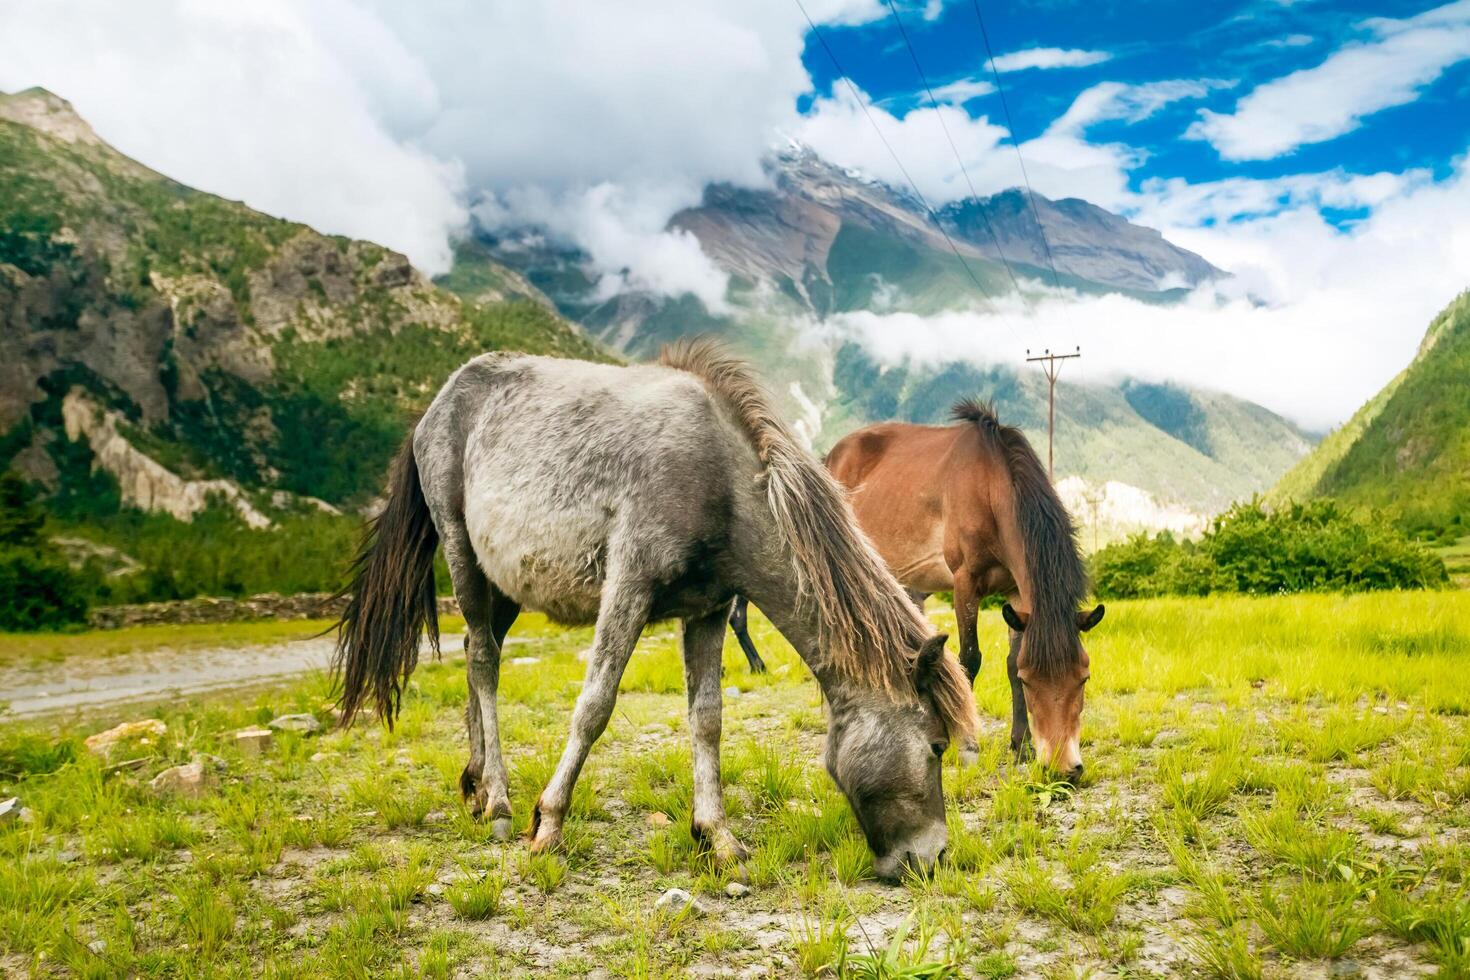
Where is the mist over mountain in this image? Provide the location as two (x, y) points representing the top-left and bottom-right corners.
(459, 145), (1306, 532)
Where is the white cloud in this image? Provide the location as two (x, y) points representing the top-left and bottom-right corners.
(1262, 33), (1315, 48)
(928, 77), (997, 105)
(829, 150), (1470, 431)
(1188, 0), (1470, 160)
(991, 47), (1112, 72)
(0, 0), (882, 282)
(0, 0), (467, 274)
(796, 77), (1220, 211)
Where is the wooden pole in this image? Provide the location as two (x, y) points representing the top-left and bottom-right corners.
(1025, 347), (1081, 481)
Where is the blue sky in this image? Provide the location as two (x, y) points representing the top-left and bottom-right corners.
(2, 0), (1468, 426)
(800, 0), (1470, 219)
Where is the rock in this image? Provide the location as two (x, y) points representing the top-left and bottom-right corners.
(0, 797), (19, 824)
(84, 719), (167, 756)
(149, 762), (209, 797)
(87, 940), (106, 955)
(268, 713), (322, 735)
(195, 753), (228, 772)
(234, 728), (274, 755)
(19, 807), (35, 825)
(724, 686), (742, 698)
(725, 881), (750, 899)
(509, 656), (540, 666)
(645, 811), (672, 828)
(426, 882), (445, 897)
(309, 751), (334, 763)
(655, 887), (699, 915)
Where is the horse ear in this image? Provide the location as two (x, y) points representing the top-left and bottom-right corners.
(913, 633), (949, 691)
(1001, 603), (1028, 633)
(1077, 604), (1105, 632)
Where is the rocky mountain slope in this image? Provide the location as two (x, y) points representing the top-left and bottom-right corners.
(0, 87), (604, 519)
(1269, 292), (1470, 534)
(454, 147), (1305, 529)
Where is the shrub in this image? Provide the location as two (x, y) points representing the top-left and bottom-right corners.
(0, 473), (89, 630)
(1091, 499), (1446, 600)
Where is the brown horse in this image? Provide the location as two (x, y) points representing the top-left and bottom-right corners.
(733, 399), (1102, 779)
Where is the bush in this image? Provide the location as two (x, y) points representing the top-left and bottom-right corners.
(0, 473), (90, 629)
(1092, 499), (1447, 600)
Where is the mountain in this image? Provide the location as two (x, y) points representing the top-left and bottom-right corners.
(453, 146), (1306, 529)
(0, 87), (605, 522)
(1269, 292), (1470, 534)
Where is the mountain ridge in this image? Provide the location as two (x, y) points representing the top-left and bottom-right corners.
(0, 87), (606, 519)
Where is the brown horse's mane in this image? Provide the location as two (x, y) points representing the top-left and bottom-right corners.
(661, 339), (977, 741)
(951, 397), (1088, 677)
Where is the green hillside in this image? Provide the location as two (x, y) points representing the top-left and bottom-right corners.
(0, 88), (608, 610)
(0, 88), (605, 510)
(1270, 292), (1470, 536)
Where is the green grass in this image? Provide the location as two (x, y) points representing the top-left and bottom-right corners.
(1, 592), (1468, 976)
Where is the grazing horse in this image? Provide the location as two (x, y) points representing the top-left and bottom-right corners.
(333, 341), (977, 881)
(732, 400), (1102, 779)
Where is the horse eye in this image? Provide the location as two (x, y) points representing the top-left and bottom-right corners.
(930, 742), (947, 758)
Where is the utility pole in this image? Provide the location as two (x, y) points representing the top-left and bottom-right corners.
(1025, 346), (1081, 481)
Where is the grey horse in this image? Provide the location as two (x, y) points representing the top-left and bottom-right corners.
(333, 340), (977, 881)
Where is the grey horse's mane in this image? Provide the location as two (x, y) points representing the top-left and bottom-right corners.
(661, 339), (976, 741)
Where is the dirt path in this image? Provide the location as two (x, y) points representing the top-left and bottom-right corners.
(0, 633), (495, 719)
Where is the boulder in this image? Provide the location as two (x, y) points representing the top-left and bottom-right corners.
(149, 762), (209, 797)
(655, 887), (699, 915)
(267, 713), (322, 735)
(233, 728), (274, 755)
(84, 719), (166, 756)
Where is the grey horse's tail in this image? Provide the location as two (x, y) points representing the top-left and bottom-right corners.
(332, 435), (440, 728)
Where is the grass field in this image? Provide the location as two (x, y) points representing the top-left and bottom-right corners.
(2, 591), (1468, 977)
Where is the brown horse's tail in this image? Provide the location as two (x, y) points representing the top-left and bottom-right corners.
(332, 435), (440, 728)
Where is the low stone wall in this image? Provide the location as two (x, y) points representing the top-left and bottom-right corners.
(88, 593), (462, 630)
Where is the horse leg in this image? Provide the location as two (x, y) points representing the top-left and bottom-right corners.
(442, 521), (517, 837)
(951, 568), (982, 765)
(1007, 626), (1033, 760)
(530, 571), (651, 853)
(729, 596), (766, 674)
(684, 606), (748, 870)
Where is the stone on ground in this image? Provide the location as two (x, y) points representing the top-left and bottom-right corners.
(234, 728), (274, 754)
(84, 719), (167, 756)
(725, 881), (750, 899)
(0, 797), (19, 825)
(268, 713), (322, 735)
(655, 887), (699, 915)
(149, 762), (209, 797)
(645, 811), (672, 828)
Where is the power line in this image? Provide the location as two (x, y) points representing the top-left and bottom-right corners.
(792, 0), (992, 299)
(971, 0), (1063, 292)
(881, 0), (1020, 295)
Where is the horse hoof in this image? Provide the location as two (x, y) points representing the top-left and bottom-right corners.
(490, 817), (513, 841)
